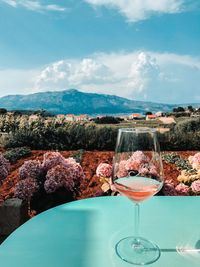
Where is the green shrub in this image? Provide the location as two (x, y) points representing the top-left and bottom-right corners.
(3, 146), (32, 164)
(158, 131), (200, 151)
(175, 117), (200, 133)
(94, 116), (122, 124)
(4, 123), (118, 151)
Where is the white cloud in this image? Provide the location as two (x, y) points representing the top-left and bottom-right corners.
(85, 0), (187, 22)
(33, 51), (200, 103)
(35, 58), (113, 90)
(127, 52), (160, 95)
(1, 0), (66, 12)
(1, 51), (200, 104)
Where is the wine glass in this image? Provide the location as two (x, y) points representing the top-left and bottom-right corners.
(112, 127), (164, 265)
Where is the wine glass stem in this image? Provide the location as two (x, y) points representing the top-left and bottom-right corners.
(134, 203), (140, 244)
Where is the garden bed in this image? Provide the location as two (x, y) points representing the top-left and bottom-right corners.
(0, 150), (197, 205)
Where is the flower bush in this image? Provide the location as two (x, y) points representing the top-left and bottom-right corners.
(188, 152), (200, 170)
(191, 180), (200, 194)
(0, 152), (10, 183)
(162, 152), (200, 196)
(96, 163), (112, 178)
(175, 183), (189, 196)
(162, 180), (177, 196)
(14, 151), (85, 212)
(96, 163), (113, 193)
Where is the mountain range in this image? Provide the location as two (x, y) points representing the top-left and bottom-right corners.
(0, 89), (179, 115)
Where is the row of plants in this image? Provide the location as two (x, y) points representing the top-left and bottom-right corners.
(4, 127), (200, 151)
(1, 114), (200, 151)
(3, 122), (117, 151)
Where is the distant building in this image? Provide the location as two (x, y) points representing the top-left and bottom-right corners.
(65, 114), (75, 122)
(155, 111), (163, 117)
(56, 114), (65, 122)
(146, 114), (157, 120)
(129, 113), (144, 120)
(74, 114), (89, 121)
(29, 115), (39, 122)
(159, 117), (176, 124)
(119, 115), (128, 121)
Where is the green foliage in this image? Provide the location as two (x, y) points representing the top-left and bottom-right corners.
(3, 146), (31, 164)
(2, 113), (200, 151)
(71, 149), (85, 163)
(0, 108), (7, 114)
(4, 121), (118, 151)
(174, 117), (200, 133)
(158, 131), (200, 151)
(145, 111), (152, 115)
(173, 106), (185, 112)
(162, 153), (195, 173)
(94, 116), (122, 124)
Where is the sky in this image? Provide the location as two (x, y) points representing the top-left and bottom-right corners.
(0, 0), (200, 104)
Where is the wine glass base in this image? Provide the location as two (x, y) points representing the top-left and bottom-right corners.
(115, 236), (161, 265)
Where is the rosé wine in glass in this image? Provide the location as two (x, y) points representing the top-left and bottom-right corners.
(115, 176), (162, 202)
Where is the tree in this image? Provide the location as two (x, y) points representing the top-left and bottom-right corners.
(187, 106), (194, 112)
(94, 116), (121, 124)
(173, 107), (185, 112)
(145, 111), (152, 116)
(0, 108), (7, 114)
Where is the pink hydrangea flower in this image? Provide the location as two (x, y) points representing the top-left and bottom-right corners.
(96, 163), (112, 178)
(162, 180), (177, 196)
(19, 160), (43, 180)
(0, 153), (10, 182)
(188, 155), (194, 164)
(116, 160), (128, 178)
(175, 183), (190, 196)
(138, 163), (158, 177)
(191, 180), (200, 194)
(125, 151), (149, 171)
(188, 153), (200, 170)
(63, 157), (77, 166)
(15, 177), (39, 200)
(130, 151), (149, 163)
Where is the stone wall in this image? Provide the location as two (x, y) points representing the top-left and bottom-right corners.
(0, 198), (28, 243)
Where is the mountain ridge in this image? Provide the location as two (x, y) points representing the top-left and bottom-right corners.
(0, 89), (179, 115)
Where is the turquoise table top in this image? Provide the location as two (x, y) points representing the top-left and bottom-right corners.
(0, 196), (200, 267)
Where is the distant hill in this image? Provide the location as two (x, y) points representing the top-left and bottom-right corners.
(0, 89), (174, 115)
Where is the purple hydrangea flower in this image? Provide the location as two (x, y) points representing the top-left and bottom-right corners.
(15, 177), (39, 200)
(162, 180), (177, 196)
(42, 152), (66, 171)
(19, 160), (43, 180)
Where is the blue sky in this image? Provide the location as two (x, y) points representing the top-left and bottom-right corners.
(0, 0), (200, 104)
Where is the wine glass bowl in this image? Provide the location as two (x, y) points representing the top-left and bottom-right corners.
(112, 128), (164, 265)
